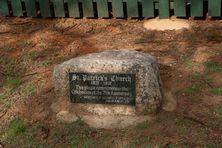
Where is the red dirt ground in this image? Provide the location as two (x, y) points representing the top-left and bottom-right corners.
(0, 17), (222, 147)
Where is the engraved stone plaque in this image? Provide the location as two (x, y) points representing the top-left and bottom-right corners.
(69, 73), (136, 105)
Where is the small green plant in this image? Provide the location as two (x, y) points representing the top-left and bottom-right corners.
(136, 121), (149, 129)
(191, 73), (212, 83)
(195, 127), (210, 144)
(205, 143), (222, 148)
(206, 120), (220, 129)
(185, 73), (213, 96)
(5, 77), (22, 88)
(41, 59), (53, 67)
(1, 47), (14, 52)
(0, 93), (5, 100)
(127, 136), (151, 148)
(7, 117), (27, 139)
(185, 85), (201, 96)
(53, 56), (68, 64)
(205, 61), (222, 73)
(53, 120), (92, 147)
(23, 83), (36, 96)
(18, 41), (29, 48)
(210, 87), (222, 95)
(0, 97), (11, 108)
(81, 139), (96, 148)
(183, 57), (193, 67)
(177, 126), (190, 135)
(28, 51), (41, 60)
(0, 92), (11, 108)
(0, 57), (6, 64)
(0, 93), (11, 108)
(1, 57), (25, 77)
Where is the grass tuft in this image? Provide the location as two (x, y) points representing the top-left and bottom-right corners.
(177, 126), (190, 135)
(205, 61), (222, 73)
(183, 57), (193, 67)
(5, 77), (22, 88)
(210, 87), (222, 95)
(18, 41), (29, 49)
(28, 51), (41, 61)
(185, 72), (213, 96)
(23, 83), (36, 96)
(0, 93), (11, 108)
(136, 121), (149, 129)
(0, 93), (5, 100)
(7, 117), (27, 139)
(1, 47), (14, 52)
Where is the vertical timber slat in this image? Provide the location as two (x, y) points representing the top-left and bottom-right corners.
(11, 0), (23, 16)
(126, 0), (138, 17)
(159, 0), (170, 19)
(96, 0), (109, 18)
(82, 0), (94, 17)
(174, 0), (186, 17)
(53, 0), (65, 17)
(25, 0), (37, 17)
(0, 0), (9, 16)
(39, 0), (51, 17)
(112, 0), (124, 17)
(142, 0), (154, 17)
(208, 0), (221, 17)
(67, 0), (80, 17)
(190, 0), (203, 17)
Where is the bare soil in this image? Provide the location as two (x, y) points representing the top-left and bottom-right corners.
(0, 17), (222, 147)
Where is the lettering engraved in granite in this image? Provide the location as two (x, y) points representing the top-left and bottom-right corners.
(69, 73), (136, 105)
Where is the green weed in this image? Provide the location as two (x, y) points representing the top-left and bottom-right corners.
(136, 121), (149, 129)
(185, 85), (201, 96)
(127, 136), (152, 148)
(206, 120), (220, 129)
(210, 87), (222, 95)
(41, 59), (53, 67)
(205, 143), (222, 148)
(191, 73), (213, 83)
(0, 57), (6, 64)
(195, 127), (209, 144)
(0, 97), (11, 108)
(183, 57), (193, 67)
(177, 125), (190, 135)
(7, 117), (28, 139)
(0, 93), (5, 100)
(0, 57), (25, 78)
(81, 139), (96, 148)
(1, 117), (35, 146)
(5, 77), (22, 88)
(0, 93), (11, 108)
(53, 120), (92, 147)
(28, 51), (41, 61)
(41, 56), (69, 66)
(23, 83), (36, 96)
(53, 56), (69, 64)
(205, 61), (222, 73)
(185, 73), (213, 96)
(18, 41), (29, 48)
(1, 47), (14, 52)
(28, 48), (60, 63)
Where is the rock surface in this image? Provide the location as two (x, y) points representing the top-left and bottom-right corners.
(52, 49), (163, 128)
